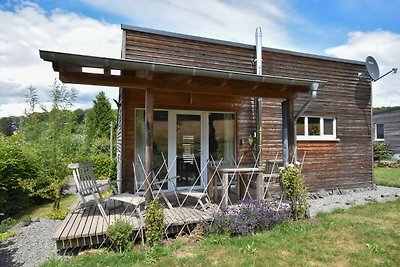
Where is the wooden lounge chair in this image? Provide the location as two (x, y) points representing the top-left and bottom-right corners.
(68, 162), (145, 225)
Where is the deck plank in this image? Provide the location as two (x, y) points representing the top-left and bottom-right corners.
(59, 210), (82, 240)
(81, 205), (96, 238)
(75, 206), (91, 239)
(52, 212), (74, 240)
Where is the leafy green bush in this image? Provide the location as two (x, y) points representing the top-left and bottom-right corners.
(0, 230), (19, 243)
(89, 154), (112, 179)
(106, 219), (134, 252)
(21, 215), (32, 226)
(280, 165), (308, 220)
(0, 217), (17, 234)
(145, 198), (164, 247)
(373, 141), (393, 162)
(48, 209), (69, 220)
(109, 158), (117, 182)
(0, 135), (38, 216)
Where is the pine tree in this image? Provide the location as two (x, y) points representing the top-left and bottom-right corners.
(85, 91), (113, 142)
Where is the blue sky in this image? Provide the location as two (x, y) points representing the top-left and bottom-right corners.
(1, 0), (399, 116)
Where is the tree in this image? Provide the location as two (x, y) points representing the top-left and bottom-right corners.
(85, 91), (114, 142)
(22, 80), (77, 210)
(0, 135), (38, 216)
(0, 116), (19, 136)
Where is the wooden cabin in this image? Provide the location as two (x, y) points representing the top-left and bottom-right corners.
(40, 24), (373, 197)
(373, 107), (400, 154)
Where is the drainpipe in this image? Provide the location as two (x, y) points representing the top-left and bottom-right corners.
(294, 82), (319, 121)
(255, 27), (263, 165)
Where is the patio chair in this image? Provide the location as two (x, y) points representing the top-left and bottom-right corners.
(152, 175), (211, 211)
(68, 162), (145, 225)
(257, 159), (283, 199)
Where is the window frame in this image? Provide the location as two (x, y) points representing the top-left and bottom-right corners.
(374, 123), (385, 141)
(297, 116), (338, 141)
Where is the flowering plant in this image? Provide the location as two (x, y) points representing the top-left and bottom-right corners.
(206, 199), (290, 236)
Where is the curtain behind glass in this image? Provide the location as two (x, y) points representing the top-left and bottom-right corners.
(134, 110), (145, 191)
(209, 113), (235, 165)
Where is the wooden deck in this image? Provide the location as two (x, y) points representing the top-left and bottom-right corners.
(53, 199), (218, 250)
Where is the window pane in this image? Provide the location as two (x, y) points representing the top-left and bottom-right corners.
(324, 119), (334, 135)
(296, 117), (305, 135)
(308, 118), (320, 135)
(135, 110), (168, 190)
(153, 111), (169, 189)
(376, 124), (384, 139)
(209, 113), (235, 165)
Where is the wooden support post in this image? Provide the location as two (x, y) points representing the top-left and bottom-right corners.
(144, 88), (154, 202)
(287, 98), (297, 164)
(282, 98), (297, 166)
(282, 101), (289, 165)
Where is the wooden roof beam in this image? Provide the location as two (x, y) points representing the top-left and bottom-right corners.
(59, 71), (306, 98)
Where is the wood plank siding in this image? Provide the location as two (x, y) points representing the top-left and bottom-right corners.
(121, 26), (373, 192)
(373, 108), (400, 154)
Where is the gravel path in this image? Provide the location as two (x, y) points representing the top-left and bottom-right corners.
(0, 218), (62, 267)
(0, 186), (399, 266)
(309, 185), (400, 217)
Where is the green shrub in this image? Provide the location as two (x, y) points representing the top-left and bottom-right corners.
(280, 165), (308, 220)
(373, 141), (393, 162)
(48, 209), (69, 220)
(0, 230), (19, 243)
(89, 154), (112, 179)
(106, 219), (134, 252)
(21, 215), (32, 226)
(0, 136), (38, 216)
(109, 158), (117, 182)
(145, 198), (164, 247)
(0, 217), (17, 234)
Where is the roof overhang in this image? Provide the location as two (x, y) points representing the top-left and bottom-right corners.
(39, 50), (324, 98)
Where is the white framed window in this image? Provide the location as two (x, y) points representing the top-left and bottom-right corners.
(297, 116), (338, 141)
(374, 123), (384, 141)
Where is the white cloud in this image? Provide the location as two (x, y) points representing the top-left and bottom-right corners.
(81, 0), (294, 49)
(325, 31), (400, 107)
(0, 3), (121, 117)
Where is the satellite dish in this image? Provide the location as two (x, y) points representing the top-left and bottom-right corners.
(365, 56), (380, 81)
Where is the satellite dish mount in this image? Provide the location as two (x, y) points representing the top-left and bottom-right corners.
(365, 56), (397, 82)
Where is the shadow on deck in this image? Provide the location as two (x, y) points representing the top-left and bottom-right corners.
(53, 199), (218, 250)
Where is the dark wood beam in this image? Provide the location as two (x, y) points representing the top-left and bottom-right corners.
(282, 101), (289, 165)
(59, 71), (309, 98)
(281, 98), (296, 166)
(287, 98), (296, 164)
(144, 88), (154, 202)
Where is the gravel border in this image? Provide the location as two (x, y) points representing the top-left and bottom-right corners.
(0, 218), (62, 267)
(309, 185), (400, 217)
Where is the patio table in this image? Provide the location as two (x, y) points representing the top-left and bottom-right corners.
(207, 165), (260, 208)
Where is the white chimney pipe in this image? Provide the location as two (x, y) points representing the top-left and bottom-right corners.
(255, 27), (263, 164)
(255, 27), (262, 75)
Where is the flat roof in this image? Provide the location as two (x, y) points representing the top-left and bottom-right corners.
(122, 24), (365, 66)
(39, 50), (324, 98)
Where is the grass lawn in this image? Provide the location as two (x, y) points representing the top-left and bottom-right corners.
(42, 198), (400, 267)
(374, 167), (400, 188)
(15, 194), (77, 219)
